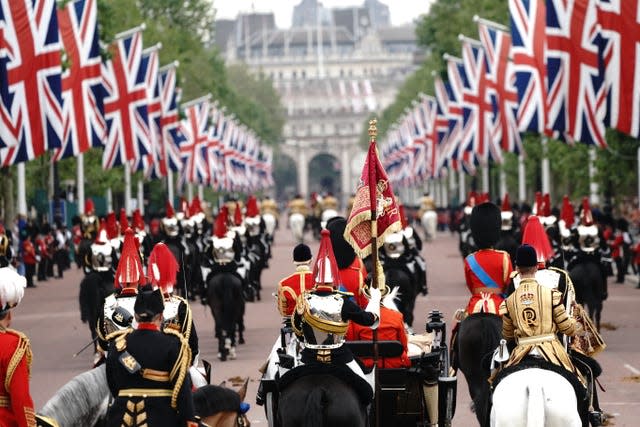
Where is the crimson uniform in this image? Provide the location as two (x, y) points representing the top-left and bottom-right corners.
(0, 328), (35, 427)
(346, 306), (411, 369)
(464, 248), (512, 315)
(277, 266), (314, 317)
(338, 257), (368, 308)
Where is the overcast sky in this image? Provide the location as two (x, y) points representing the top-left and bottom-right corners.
(213, 0), (435, 28)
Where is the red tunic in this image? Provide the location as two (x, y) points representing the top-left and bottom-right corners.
(346, 306), (411, 369)
(338, 257), (368, 308)
(464, 249), (512, 315)
(0, 328), (35, 427)
(21, 242), (36, 266)
(277, 267), (314, 317)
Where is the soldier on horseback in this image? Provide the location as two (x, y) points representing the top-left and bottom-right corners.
(104, 287), (199, 427)
(288, 229), (381, 401)
(0, 267), (35, 427)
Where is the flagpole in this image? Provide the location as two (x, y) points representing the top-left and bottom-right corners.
(368, 119), (381, 427)
(167, 169), (174, 205)
(17, 163), (26, 216)
(198, 184), (204, 201)
(124, 162), (132, 215)
(518, 154), (526, 203)
(459, 169), (466, 203)
(588, 147), (599, 206)
(77, 154), (85, 214)
(499, 166), (507, 200)
(541, 136), (550, 196)
(137, 178), (144, 215)
(113, 23), (146, 42)
(482, 163), (490, 194)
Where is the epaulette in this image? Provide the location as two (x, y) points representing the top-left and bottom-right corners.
(105, 328), (132, 352)
(509, 270), (519, 279)
(163, 328), (191, 409)
(3, 328), (32, 391)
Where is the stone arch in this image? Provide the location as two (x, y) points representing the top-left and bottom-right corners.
(272, 152), (297, 201)
(308, 152), (340, 197)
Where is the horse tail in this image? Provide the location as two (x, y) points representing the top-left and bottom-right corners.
(302, 387), (326, 427)
(526, 382), (545, 427)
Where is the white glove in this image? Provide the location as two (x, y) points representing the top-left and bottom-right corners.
(365, 287), (381, 330)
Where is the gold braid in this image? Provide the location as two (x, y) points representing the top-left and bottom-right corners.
(164, 328), (191, 409)
(3, 329), (33, 390)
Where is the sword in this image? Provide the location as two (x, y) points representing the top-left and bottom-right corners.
(73, 336), (99, 358)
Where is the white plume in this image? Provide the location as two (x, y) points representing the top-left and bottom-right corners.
(0, 267), (26, 311)
(382, 286), (400, 311)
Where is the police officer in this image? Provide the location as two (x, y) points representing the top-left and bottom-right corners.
(105, 287), (198, 427)
(0, 267), (35, 427)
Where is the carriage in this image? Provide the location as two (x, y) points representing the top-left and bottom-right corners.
(261, 310), (457, 427)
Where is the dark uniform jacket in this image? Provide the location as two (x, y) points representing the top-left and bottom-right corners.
(105, 324), (196, 427)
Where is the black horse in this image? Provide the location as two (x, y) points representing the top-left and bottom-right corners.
(277, 374), (368, 427)
(78, 270), (114, 353)
(381, 257), (418, 328)
(455, 313), (503, 427)
(207, 264), (246, 361)
(569, 259), (606, 331)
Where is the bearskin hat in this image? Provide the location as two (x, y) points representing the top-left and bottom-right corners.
(326, 216), (356, 269)
(470, 202), (501, 249)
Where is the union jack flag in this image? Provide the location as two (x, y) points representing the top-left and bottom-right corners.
(179, 97), (210, 185)
(0, 19), (17, 148)
(158, 64), (184, 173)
(546, 0), (607, 147)
(101, 29), (150, 170)
(597, 0), (640, 138)
(206, 105), (224, 189)
(0, 0), (63, 164)
(446, 55), (476, 175)
(461, 36), (500, 165)
(131, 46), (161, 178)
(53, 0), (104, 161)
(477, 18), (524, 155)
(419, 95), (439, 178)
(509, 0), (549, 133)
(434, 75), (456, 173)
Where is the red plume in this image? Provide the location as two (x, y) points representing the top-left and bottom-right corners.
(165, 200), (175, 218)
(148, 242), (179, 293)
(312, 229), (341, 291)
(581, 197), (594, 226)
(234, 202), (243, 226)
(214, 209), (228, 238)
(542, 193), (552, 217)
(114, 228), (144, 288)
(398, 204), (408, 229)
(522, 216), (555, 264)
(245, 195), (259, 218)
(468, 191), (478, 207)
(190, 196), (203, 217)
(119, 208), (129, 232)
(132, 209), (144, 231)
(106, 212), (118, 239)
(561, 195), (575, 227)
(501, 193), (511, 212)
(533, 191), (543, 215)
(84, 198), (95, 215)
(95, 220), (108, 244)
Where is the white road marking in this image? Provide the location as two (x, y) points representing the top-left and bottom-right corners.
(623, 363), (640, 375)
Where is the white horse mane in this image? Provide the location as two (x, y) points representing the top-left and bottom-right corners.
(382, 286), (400, 312)
(39, 365), (110, 427)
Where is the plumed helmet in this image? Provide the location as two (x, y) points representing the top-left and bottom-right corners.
(245, 195), (260, 218)
(326, 216), (356, 270)
(234, 202), (243, 226)
(132, 209), (145, 232)
(533, 191), (543, 216)
(0, 267), (26, 315)
(134, 287), (164, 321)
(312, 229), (341, 291)
(106, 212), (118, 240)
(162, 201), (179, 237)
(293, 243), (312, 263)
(580, 197), (594, 226)
(119, 208), (129, 233)
(521, 216), (555, 264)
(190, 196), (203, 217)
(515, 244), (538, 268)
(90, 223), (113, 272)
(114, 228), (144, 289)
(0, 233), (10, 259)
(85, 198), (96, 216)
(560, 195), (575, 228)
(470, 202), (501, 249)
(500, 193), (513, 231)
(148, 242), (179, 294)
(165, 200), (175, 218)
(214, 208), (228, 238)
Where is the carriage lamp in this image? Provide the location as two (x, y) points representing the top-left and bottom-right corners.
(426, 310), (445, 350)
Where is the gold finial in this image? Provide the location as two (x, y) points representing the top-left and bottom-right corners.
(368, 118), (378, 142)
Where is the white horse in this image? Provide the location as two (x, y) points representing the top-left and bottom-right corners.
(491, 368), (582, 427)
(289, 213), (305, 243)
(421, 210), (437, 241)
(263, 212), (277, 237)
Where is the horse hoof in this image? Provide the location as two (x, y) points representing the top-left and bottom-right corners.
(217, 352), (227, 362)
(229, 347), (237, 360)
(239, 337), (246, 345)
